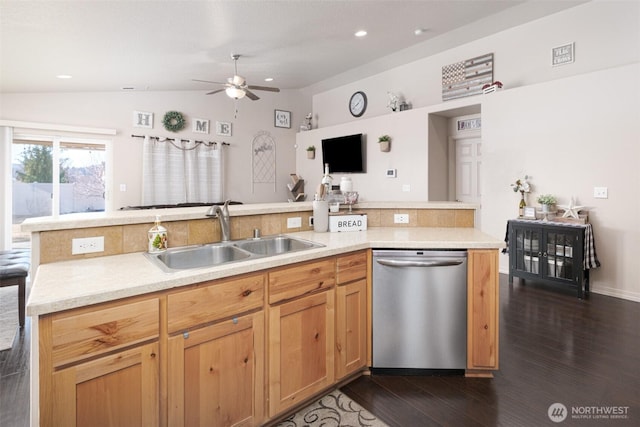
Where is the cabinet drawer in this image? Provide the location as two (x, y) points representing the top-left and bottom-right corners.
(268, 258), (335, 305)
(168, 273), (265, 334)
(336, 251), (368, 285)
(51, 298), (159, 368)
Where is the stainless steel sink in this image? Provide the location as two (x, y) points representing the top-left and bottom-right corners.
(145, 243), (253, 273)
(145, 235), (324, 273)
(233, 235), (324, 256)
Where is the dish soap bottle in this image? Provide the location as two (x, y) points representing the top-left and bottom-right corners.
(148, 215), (168, 253)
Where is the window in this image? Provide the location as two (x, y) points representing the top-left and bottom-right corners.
(12, 134), (110, 247)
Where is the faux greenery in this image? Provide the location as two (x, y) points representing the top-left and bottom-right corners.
(162, 111), (186, 132)
(306, 145), (315, 151)
(537, 194), (557, 205)
(378, 135), (391, 143)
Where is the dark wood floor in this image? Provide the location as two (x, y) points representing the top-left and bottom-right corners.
(342, 276), (640, 426)
(1, 275), (638, 426)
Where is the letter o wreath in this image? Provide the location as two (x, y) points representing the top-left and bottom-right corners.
(162, 111), (186, 132)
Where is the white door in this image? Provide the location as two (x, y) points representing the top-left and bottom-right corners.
(455, 137), (482, 226)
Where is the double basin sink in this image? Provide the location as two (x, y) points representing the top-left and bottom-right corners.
(145, 235), (324, 273)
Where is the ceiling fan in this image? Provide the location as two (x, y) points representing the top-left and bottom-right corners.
(193, 54), (280, 100)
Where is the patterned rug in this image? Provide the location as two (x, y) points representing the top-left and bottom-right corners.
(0, 286), (19, 351)
(277, 389), (389, 427)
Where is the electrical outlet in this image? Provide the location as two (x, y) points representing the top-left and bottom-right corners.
(593, 187), (608, 199)
(402, 184), (411, 192)
(287, 217), (302, 228)
(394, 214), (409, 224)
(72, 236), (105, 254)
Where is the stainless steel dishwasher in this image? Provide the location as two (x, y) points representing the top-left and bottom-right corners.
(372, 249), (467, 373)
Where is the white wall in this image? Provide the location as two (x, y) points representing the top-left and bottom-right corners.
(312, 1), (640, 127)
(1, 90), (309, 208)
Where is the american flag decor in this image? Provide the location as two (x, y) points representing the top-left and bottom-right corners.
(442, 53), (493, 101)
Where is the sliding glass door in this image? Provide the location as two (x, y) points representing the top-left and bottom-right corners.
(12, 135), (108, 247)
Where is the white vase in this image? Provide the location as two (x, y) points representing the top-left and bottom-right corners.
(541, 204), (550, 213)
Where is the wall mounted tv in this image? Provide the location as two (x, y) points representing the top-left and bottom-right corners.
(321, 133), (366, 173)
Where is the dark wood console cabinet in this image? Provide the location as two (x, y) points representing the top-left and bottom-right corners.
(508, 219), (595, 298)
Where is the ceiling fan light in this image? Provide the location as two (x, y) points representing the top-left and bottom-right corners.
(225, 87), (246, 99)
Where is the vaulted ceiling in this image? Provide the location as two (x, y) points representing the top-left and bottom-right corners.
(0, 0), (585, 94)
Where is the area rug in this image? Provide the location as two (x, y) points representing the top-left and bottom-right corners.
(0, 286), (19, 351)
(277, 389), (389, 427)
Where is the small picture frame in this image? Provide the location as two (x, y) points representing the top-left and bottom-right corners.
(133, 111), (153, 129)
(274, 109), (291, 128)
(523, 207), (537, 219)
(216, 121), (232, 137)
(193, 118), (210, 134)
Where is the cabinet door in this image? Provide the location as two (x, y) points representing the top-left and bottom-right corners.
(268, 289), (335, 416)
(50, 342), (160, 427)
(335, 278), (367, 380)
(167, 311), (265, 427)
(467, 249), (499, 373)
(510, 223), (542, 276)
(543, 228), (582, 282)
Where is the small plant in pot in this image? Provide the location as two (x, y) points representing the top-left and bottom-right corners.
(537, 194), (557, 213)
(306, 145), (316, 159)
(378, 135), (391, 152)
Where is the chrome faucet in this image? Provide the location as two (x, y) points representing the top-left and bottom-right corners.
(206, 200), (231, 242)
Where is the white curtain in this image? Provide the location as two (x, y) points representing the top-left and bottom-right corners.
(142, 136), (223, 205)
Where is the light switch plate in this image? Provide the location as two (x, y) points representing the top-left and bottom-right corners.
(287, 217), (302, 228)
(72, 236), (105, 254)
(593, 187), (608, 199)
(394, 214), (409, 224)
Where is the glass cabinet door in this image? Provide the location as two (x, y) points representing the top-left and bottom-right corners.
(544, 231), (575, 280)
(514, 227), (540, 274)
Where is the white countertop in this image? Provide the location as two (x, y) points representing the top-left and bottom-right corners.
(26, 227), (503, 317)
(21, 201), (478, 232)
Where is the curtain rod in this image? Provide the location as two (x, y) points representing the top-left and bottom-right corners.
(131, 134), (230, 146)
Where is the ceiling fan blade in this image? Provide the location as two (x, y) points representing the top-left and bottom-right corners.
(206, 89), (226, 95)
(248, 85), (280, 92)
(244, 89), (260, 100)
(192, 78), (226, 85)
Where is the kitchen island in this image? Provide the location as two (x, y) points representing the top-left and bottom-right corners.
(24, 203), (503, 426)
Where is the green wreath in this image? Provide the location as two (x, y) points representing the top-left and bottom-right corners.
(162, 111), (186, 132)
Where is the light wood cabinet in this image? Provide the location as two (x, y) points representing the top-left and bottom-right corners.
(466, 249), (499, 375)
(267, 258), (336, 417)
(335, 251), (368, 379)
(167, 311), (265, 427)
(39, 296), (160, 427)
(166, 273), (266, 427)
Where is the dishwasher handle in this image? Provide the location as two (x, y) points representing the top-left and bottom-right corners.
(375, 258), (465, 268)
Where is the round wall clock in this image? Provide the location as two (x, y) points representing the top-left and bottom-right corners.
(349, 91), (367, 117)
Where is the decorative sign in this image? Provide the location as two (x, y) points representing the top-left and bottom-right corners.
(216, 121), (232, 137)
(442, 53), (493, 101)
(274, 109), (291, 128)
(193, 118), (210, 134)
(329, 214), (367, 232)
(133, 111), (153, 129)
(552, 43), (574, 66)
(457, 118), (482, 131)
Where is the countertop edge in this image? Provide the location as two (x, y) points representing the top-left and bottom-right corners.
(21, 201), (479, 232)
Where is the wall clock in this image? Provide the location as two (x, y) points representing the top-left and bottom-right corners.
(349, 91), (367, 117)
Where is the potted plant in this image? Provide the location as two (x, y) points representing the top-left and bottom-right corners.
(306, 145), (316, 159)
(537, 194), (557, 213)
(378, 135), (391, 152)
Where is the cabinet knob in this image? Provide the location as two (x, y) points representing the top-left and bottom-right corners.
(242, 289), (252, 297)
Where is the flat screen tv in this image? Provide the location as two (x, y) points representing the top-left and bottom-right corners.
(321, 133), (366, 173)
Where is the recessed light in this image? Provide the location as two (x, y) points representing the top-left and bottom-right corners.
(355, 30), (367, 37)
(414, 28), (427, 36)
(264, 77), (274, 82)
(56, 74), (72, 79)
